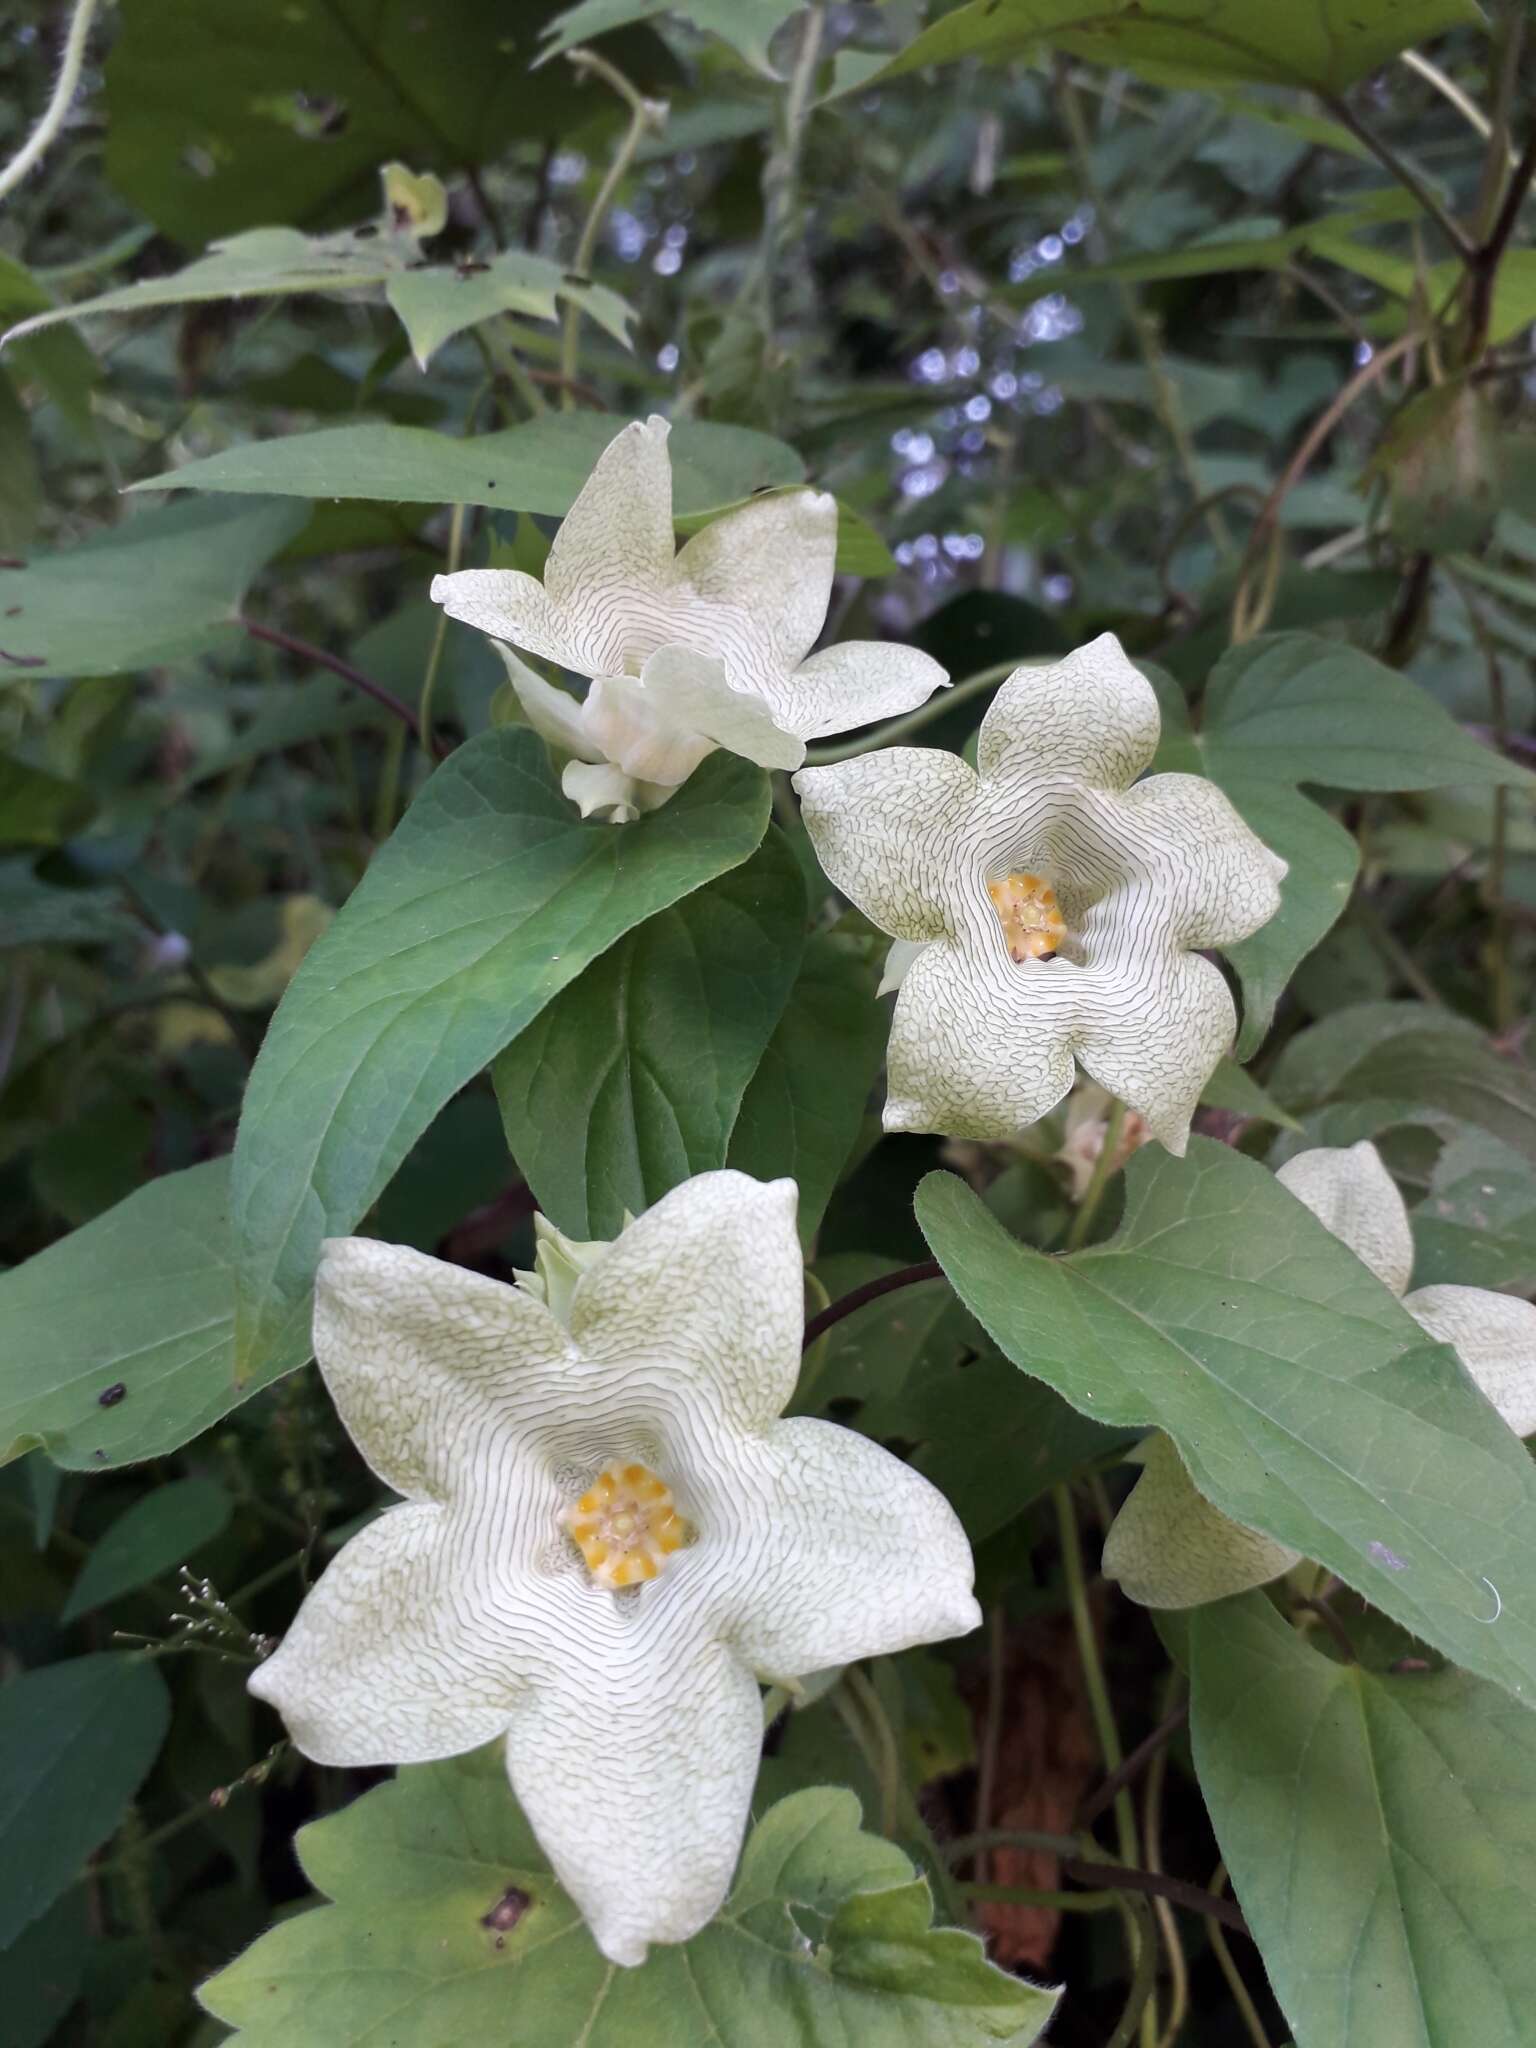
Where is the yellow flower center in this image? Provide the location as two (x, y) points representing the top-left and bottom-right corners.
(987, 872), (1065, 963)
(560, 1460), (692, 1589)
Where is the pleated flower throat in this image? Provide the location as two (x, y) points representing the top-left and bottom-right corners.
(432, 416), (947, 820)
(794, 634), (1287, 1152)
(248, 1172), (979, 1967)
(1103, 1141), (1536, 1609)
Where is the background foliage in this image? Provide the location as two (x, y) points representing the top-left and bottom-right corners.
(3, 0), (1535, 2042)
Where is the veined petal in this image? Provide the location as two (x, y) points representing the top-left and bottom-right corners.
(884, 937), (1077, 1138)
(583, 673), (717, 786)
(772, 639), (950, 743)
(630, 644), (804, 771)
(1404, 1284), (1536, 1437)
(978, 634), (1160, 792)
(671, 487), (836, 677)
(1111, 773), (1287, 948)
(543, 414), (676, 624)
(569, 1170), (804, 1431)
(504, 1619), (763, 1967)
(1276, 1143), (1414, 1297)
(794, 748), (979, 943)
(249, 1506), (530, 1764)
(1102, 1434), (1301, 1609)
(493, 643), (602, 761)
(430, 567), (608, 676)
(722, 1418), (979, 1681)
(312, 1238), (570, 1503)
(1074, 945), (1235, 1155)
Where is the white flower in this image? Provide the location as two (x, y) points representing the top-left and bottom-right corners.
(793, 634), (1287, 1151)
(247, 1171), (979, 1967)
(432, 416), (947, 819)
(1103, 1140), (1536, 1608)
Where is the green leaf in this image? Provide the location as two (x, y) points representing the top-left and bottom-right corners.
(103, 0), (675, 243)
(0, 252), (96, 434)
(1272, 1002), (1536, 1167)
(60, 1478), (234, 1622)
(1411, 1131), (1536, 1294)
(541, 0), (804, 74)
(0, 1159), (309, 1472)
(0, 373), (38, 553)
(727, 929), (888, 1245)
(0, 1653), (169, 1948)
(1199, 1054), (1300, 1128)
(860, 0), (1482, 93)
(0, 1889), (89, 2048)
(916, 1140), (1536, 1705)
(0, 497), (307, 683)
(0, 859), (134, 950)
(494, 831), (805, 1237)
(198, 1750), (1057, 2045)
(232, 735), (769, 1377)
(130, 414), (805, 516)
(3, 229), (633, 374)
(1190, 1592), (1536, 2048)
(1154, 634), (1529, 1053)
(0, 754), (96, 846)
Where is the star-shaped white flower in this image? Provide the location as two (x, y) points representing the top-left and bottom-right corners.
(1103, 1140), (1536, 1608)
(793, 634), (1287, 1151)
(247, 1172), (979, 1967)
(431, 416), (947, 819)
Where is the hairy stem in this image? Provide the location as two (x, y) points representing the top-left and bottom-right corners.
(0, 0), (103, 204)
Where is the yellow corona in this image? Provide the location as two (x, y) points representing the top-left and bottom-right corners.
(987, 872), (1066, 963)
(561, 1460), (693, 1589)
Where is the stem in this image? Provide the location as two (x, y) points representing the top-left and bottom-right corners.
(942, 1829), (1250, 1933)
(754, 2), (826, 332)
(1077, 1697), (1189, 1828)
(1066, 1097), (1127, 1252)
(244, 620), (438, 755)
(1054, 1484), (1139, 1872)
(1107, 1892), (1161, 2048)
(836, 1666), (902, 1839)
(802, 659), (1021, 765)
(558, 49), (667, 407)
(800, 1259), (943, 1351)
(1144, 1680), (1189, 2048)
(1321, 93), (1475, 260)
(1471, 1), (1526, 240)
(974, 1604), (1006, 1885)
(1057, 69), (1230, 556)
(962, 1881), (1120, 1911)
(1466, 126), (1536, 359)
(418, 500), (467, 762)
(1209, 1864), (1273, 2048)
(1230, 332), (1417, 642)
(0, 0), (103, 204)
(1399, 50), (1513, 162)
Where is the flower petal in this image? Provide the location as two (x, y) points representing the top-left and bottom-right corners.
(504, 1618), (762, 1966)
(977, 634), (1160, 791)
(631, 645), (805, 771)
(569, 1170), (804, 1430)
(1276, 1143), (1414, 1297)
(883, 937), (1077, 1138)
(1073, 947), (1236, 1154)
(561, 758), (645, 821)
(772, 639), (950, 742)
(794, 747), (979, 942)
(877, 935), (928, 997)
(312, 1238), (570, 1502)
(721, 1417), (979, 1680)
(543, 414), (677, 627)
(583, 672), (718, 785)
(431, 567), (605, 675)
(1403, 1283), (1536, 1437)
(493, 643), (602, 761)
(670, 487), (836, 679)
(1111, 773), (1287, 947)
(1102, 1434), (1301, 1609)
(249, 1505), (527, 1764)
